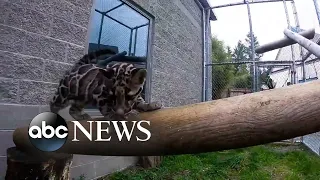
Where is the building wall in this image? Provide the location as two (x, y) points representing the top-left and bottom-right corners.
(132, 0), (204, 107)
(0, 0), (208, 179)
(0, 0), (138, 179)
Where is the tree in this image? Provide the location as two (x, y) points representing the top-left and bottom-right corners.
(229, 39), (252, 89)
(233, 74), (252, 89)
(211, 36), (235, 99)
(232, 40), (248, 62)
(227, 46), (232, 55)
(243, 32), (267, 91)
(232, 40), (248, 75)
(244, 32), (263, 61)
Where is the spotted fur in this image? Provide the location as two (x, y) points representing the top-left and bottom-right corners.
(106, 62), (162, 118)
(50, 49), (162, 120)
(49, 49), (116, 120)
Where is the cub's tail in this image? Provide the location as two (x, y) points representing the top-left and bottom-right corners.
(75, 48), (117, 67)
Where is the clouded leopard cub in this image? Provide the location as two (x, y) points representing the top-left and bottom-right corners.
(49, 49), (162, 120)
(105, 62), (162, 118)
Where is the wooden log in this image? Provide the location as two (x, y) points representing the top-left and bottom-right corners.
(12, 80), (320, 156)
(5, 147), (73, 180)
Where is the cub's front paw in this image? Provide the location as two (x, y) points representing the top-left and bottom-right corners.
(149, 101), (163, 111)
(71, 113), (92, 121)
(129, 109), (140, 115)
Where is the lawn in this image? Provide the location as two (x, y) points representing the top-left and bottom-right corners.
(100, 143), (320, 180)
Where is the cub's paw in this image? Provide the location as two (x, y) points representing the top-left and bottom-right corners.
(81, 113), (92, 120)
(71, 113), (92, 121)
(129, 109), (140, 115)
(148, 101), (163, 111)
(124, 110), (140, 120)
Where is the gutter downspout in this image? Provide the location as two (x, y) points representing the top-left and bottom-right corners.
(205, 9), (210, 101)
(195, 0), (207, 102)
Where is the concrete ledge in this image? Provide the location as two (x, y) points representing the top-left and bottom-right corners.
(0, 156), (6, 180)
(0, 104), (40, 129)
(72, 155), (110, 168)
(70, 156), (138, 180)
(0, 131), (14, 157)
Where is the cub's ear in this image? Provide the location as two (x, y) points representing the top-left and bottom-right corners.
(131, 68), (147, 85)
(100, 68), (114, 79)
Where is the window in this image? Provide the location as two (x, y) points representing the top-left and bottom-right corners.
(86, 0), (153, 109)
(88, 0), (150, 57)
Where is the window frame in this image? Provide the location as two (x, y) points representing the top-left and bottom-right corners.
(84, 0), (155, 113)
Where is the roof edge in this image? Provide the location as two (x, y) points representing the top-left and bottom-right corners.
(197, 0), (217, 21)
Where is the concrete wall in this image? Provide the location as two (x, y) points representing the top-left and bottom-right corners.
(0, 0), (209, 179)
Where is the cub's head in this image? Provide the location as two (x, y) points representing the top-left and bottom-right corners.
(107, 63), (147, 117)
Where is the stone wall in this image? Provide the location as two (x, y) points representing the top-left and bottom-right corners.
(0, 0), (137, 179)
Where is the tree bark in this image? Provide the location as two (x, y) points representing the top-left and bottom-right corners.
(138, 156), (163, 168)
(5, 147), (73, 180)
(12, 80), (320, 156)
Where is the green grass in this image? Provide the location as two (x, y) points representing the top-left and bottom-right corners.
(100, 144), (320, 180)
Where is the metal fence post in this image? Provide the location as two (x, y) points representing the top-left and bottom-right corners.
(246, 0), (257, 92)
(205, 9), (211, 101)
(283, 0), (297, 85)
(201, 6), (207, 102)
(291, 0), (305, 82)
(313, 0), (320, 26)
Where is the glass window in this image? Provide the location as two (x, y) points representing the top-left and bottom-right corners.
(86, 0), (152, 109)
(88, 0), (150, 57)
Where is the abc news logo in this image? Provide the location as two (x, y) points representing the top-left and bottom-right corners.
(28, 112), (151, 152)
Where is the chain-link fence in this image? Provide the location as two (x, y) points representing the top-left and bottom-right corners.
(211, 62), (252, 100)
(208, 0), (320, 156)
(297, 59), (320, 155)
(211, 63), (250, 100)
(211, 62), (292, 100)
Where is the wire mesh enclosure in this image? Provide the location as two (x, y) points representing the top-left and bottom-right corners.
(211, 62), (291, 100)
(211, 62), (253, 100)
(85, 0), (153, 109)
(206, 0), (320, 155)
(88, 0), (150, 58)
